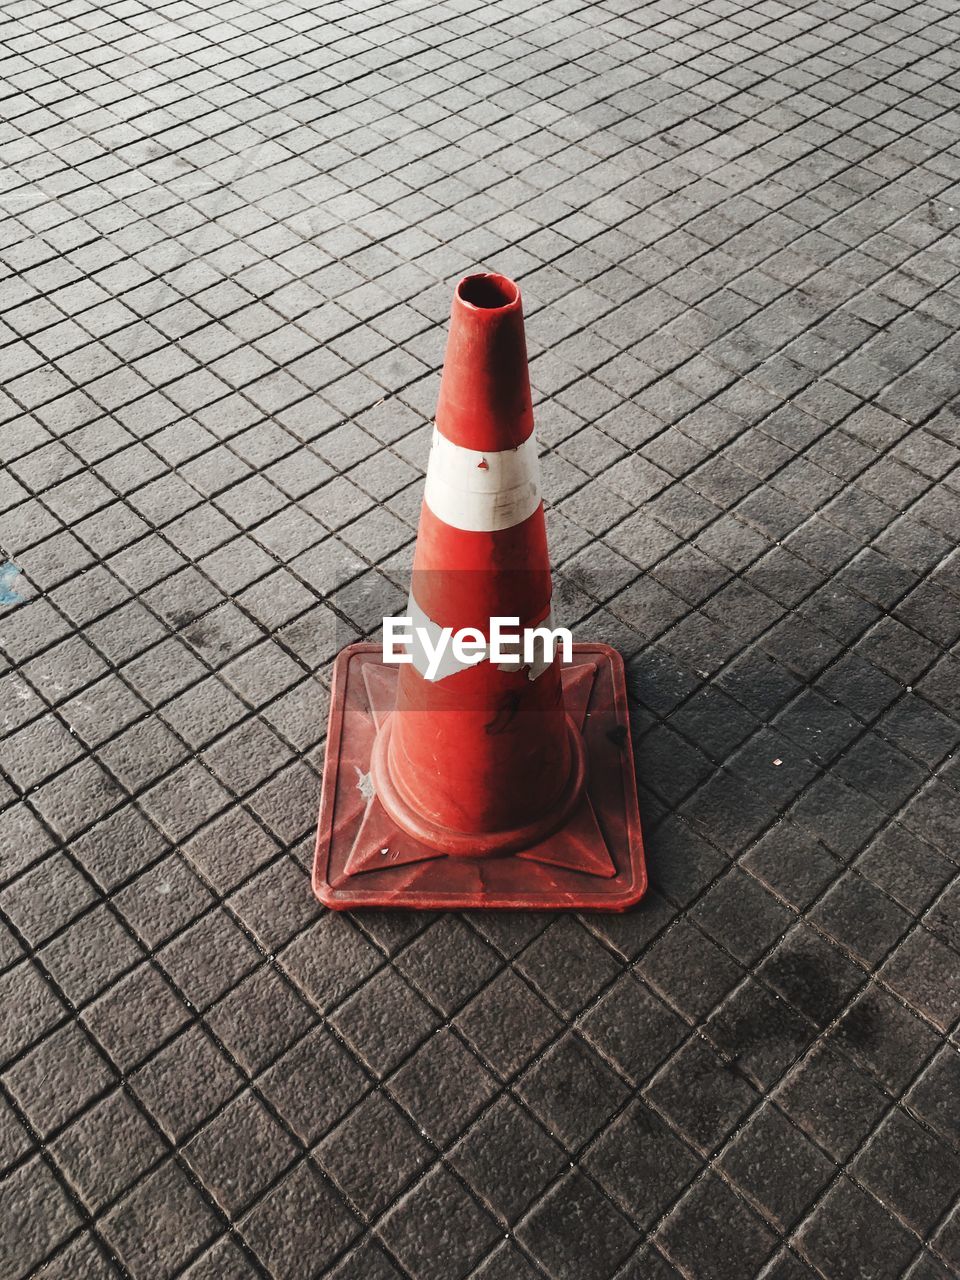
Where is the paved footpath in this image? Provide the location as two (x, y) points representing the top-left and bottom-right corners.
(2, 0), (960, 1277)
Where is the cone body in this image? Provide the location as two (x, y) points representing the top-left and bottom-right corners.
(382, 274), (572, 848)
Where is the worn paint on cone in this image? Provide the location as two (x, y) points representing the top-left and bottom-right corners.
(314, 273), (646, 910)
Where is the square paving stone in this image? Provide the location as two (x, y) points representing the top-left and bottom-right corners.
(113, 853), (214, 949)
(30, 757), (123, 841)
(741, 821), (842, 910)
(0, 1155), (81, 1278)
(129, 1023), (244, 1144)
(655, 1172), (777, 1280)
(39, 903), (143, 1006)
(470, 1241), (543, 1280)
(259, 1026), (371, 1147)
(82, 962), (191, 1073)
(376, 1164), (500, 1280)
(773, 1040), (890, 1161)
(180, 1236), (263, 1279)
(181, 806), (280, 894)
(932, 1205), (960, 1274)
(184, 1090), (299, 1216)
(717, 1105), (834, 1230)
(326, 1238), (405, 1280)
(690, 867), (793, 965)
(158, 908), (261, 1011)
(393, 917), (502, 1016)
(856, 825), (954, 914)
(205, 966), (316, 1075)
(637, 919), (745, 1021)
(516, 1170), (639, 1280)
(328, 967), (438, 1079)
(0, 852), (98, 947)
(904, 1046), (960, 1148)
(278, 912), (381, 1013)
(3, 1020), (113, 1137)
(613, 1244), (687, 1280)
(345, 910), (430, 958)
(450, 1094), (566, 1225)
(645, 1037), (758, 1155)
(830, 984), (941, 1092)
(879, 926), (960, 1031)
(579, 973), (688, 1087)
(240, 1160), (360, 1280)
(514, 916), (622, 1018)
(705, 978), (819, 1090)
(101, 1159), (221, 1280)
(49, 1089), (166, 1213)
(850, 1106), (960, 1236)
(454, 968), (562, 1082)
(639, 817), (727, 909)
(757, 924), (864, 1031)
(584, 1099), (700, 1227)
(809, 872), (912, 967)
(226, 855), (320, 953)
(518, 1032), (631, 1153)
(0, 960), (65, 1069)
(386, 1028), (498, 1148)
(32, 1232), (120, 1280)
(316, 1091), (432, 1219)
(70, 806), (169, 894)
(795, 1176), (917, 1280)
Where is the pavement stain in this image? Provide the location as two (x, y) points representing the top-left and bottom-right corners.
(0, 563), (25, 606)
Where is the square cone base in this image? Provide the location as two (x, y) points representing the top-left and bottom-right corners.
(313, 643), (646, 911)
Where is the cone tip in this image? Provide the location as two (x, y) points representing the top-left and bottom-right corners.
(439, 271), (531, 450)
(455, 273), (521, 315)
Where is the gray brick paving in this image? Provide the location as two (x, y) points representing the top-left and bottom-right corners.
(1, 0), (960, 1276)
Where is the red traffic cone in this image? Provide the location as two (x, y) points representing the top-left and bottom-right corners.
(314, 273), (646, 910)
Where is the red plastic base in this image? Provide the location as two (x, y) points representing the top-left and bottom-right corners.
(313, 644), (647, 911)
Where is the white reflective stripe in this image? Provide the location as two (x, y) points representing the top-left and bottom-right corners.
(406, 595), (556, 683)
(424, 428), (541, 532)
(495, 609), (559, 681)
(407, 594), (469, 683)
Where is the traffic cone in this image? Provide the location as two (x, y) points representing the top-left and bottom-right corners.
(314, 273), (646, 910)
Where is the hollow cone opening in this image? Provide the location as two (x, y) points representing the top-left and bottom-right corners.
(457, 273), (520, 310)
